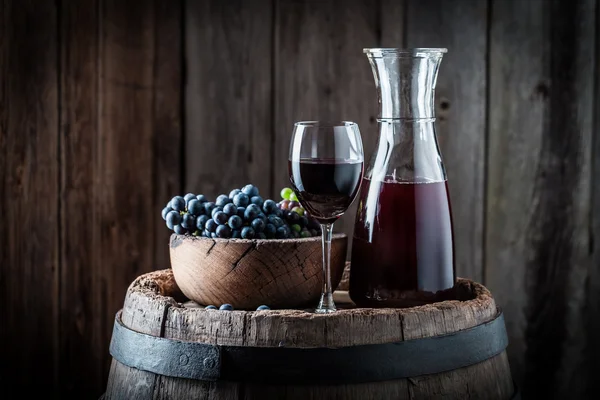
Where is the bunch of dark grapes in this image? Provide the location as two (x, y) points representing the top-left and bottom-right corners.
(161, 185), (321, 239)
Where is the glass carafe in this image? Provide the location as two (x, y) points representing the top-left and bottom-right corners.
(349, 48), (456, 308)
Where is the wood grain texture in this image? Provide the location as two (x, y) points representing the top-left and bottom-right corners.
(380, 0), (406, 47)
(274, 0), (379, 253)
(60, 1), (182, 397)
(59, 0), (100, 396)
(588, 2), (600, 398)
(184, 0), (273, 199)
(486, 0), (596, 398)
(486, 0), (546, 385)
(548, 4), (596, 398)
(153, 0), (183, 269)
(94, 0), (158, 396)
(104, 269), (513, 399)
(0, 0), (59, 392)
(169, 233), (347, 309)
(105, 272), (179, 399)
(404, 0), (488, 283)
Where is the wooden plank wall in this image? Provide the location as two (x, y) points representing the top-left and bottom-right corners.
(0, 0), (60, 392)
(0, 0), (598, 399)
(486, 1), (598, 399)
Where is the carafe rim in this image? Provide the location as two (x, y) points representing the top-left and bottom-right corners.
(363, 48), (447, 57)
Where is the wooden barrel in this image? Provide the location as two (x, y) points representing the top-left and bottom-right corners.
(104, 269), (516, 399)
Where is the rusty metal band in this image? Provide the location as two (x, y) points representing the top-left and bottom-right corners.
(110, 309), (509, 384)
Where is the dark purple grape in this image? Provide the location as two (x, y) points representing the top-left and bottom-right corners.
(288, 201), (300, 209)
(237, 207), (246, 218)
(219, 304), (234, 311)
(205, 305), (217, 310)
(299, 216), (309, 227)
(174, 224), (187, 235)
(196, 215), (210, 230)
(256, 232), (267, 240)
(307, 217), (321, 230)
(262, 199), (278, 214)
(181, 213), (196, 229)
(216, 194), (231, 207)
(205, 219), (218, 232)
(170, 196), (186, 211)
(256, 213), (267, 223)
(204, 202), (216, 215)
(291, 231), (300, 238)
(267, 215), (284, 227)
(211, 206), (223, 218)
(228, 215), (243, 229)
(256, 305), (270, 310)
(250, 196), (264, 207)
(251, 218), (265, 233)
(310, 229), (319, 237)
(241, 184), (259, 197)
(233, 193), (250, 207)
(203, 229), (211, 237)
(162, 206), (172, 220)
(211, 232), (217, 238)
(187, 199), (204, 216)
(244, 204), (261, 221)
(184, 193), (196, 203)
(241, 226), (255, 239)
(279, 200), (290, 210)
(273, 208), (283, 218)
(264, 223), (276, 238)
(166, 210), (182, 229)
(213, 211), (228, 225)
(196, 194), (208, 202)
(229, 189), (241, 199)
(286, 211), (300, 224)
(232, 229), (241, 238)
(216, 224), (232, 238)
(283, 224), (292, 235)
(275, 226), (288, 239)
(223, 203), (237, 217)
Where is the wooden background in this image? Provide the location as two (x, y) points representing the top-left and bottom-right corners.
(0, 0), (598, 398)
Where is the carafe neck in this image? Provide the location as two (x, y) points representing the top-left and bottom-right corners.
(364, 48), (446, 120)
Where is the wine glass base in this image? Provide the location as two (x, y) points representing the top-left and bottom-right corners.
(315, 292), (336, 313)
(314, 307), (337, 314)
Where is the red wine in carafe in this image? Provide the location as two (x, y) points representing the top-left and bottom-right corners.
(288, 159), (363, 223)
(350, 178), (455, 307)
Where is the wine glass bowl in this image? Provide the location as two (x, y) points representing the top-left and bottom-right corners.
(288, 121), (364, 313)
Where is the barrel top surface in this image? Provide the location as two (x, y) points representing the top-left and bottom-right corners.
(122, 269), (497, 347)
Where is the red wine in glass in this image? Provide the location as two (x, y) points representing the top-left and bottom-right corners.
(350, 177), (456, 307)
(288, 158), (363, 224)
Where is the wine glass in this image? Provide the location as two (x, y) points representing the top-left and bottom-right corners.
(288, 121), (364, 313)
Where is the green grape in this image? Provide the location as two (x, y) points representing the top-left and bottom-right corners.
(300, 230), (311, 238)
(289, 192), (298, 202)
(291, 206), (304, 216)
(280, 187), (293, 200)
(291, 224), (301, 233)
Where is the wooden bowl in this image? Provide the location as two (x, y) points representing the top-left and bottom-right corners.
(169, 233), (348, 310)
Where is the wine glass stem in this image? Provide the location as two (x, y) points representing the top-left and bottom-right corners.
(317, 223), (336, 313)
